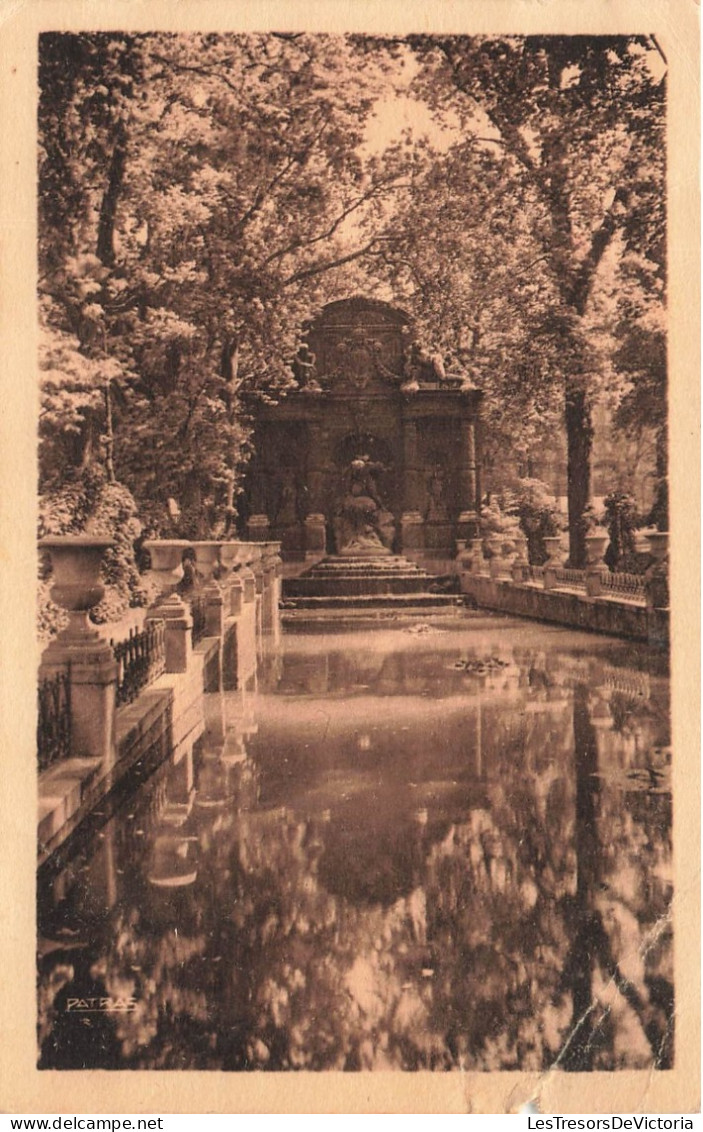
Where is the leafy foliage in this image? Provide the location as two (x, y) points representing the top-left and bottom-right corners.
(378, 34), (667, 563)
(38, 33), (411, 533)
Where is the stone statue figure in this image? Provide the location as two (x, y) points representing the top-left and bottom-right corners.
(425, 465), (449, 521)
(334, 454), (395, 556)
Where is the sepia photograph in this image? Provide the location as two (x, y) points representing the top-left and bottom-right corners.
(0, 0), (699, 1116)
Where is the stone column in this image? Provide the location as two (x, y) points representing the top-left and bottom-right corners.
(38, 536), (118, 763)
(401, 415), (424, 552)
(306, 419), (326, 515)
(304, 513), (327, 561)
(205, 585), (226, 638)
(148, 592), (193, 673)
(219, 542), (244, 616)
(457, 417), (479, 540)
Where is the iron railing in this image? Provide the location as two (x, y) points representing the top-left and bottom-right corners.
(553, 567), (587, 591)
(37, 668), (71, 772)
(111, 620), (166, 707)
(600, 571), (646, 601)
(528, 566), (545, 584)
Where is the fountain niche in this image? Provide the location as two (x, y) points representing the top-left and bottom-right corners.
(243, 297), (483, 571)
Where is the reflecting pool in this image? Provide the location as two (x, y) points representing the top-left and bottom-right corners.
(37, 617), (672, 1072)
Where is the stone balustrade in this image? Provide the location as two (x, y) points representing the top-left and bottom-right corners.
(38, 536), (281, 773)
(457, 530), (669, 644)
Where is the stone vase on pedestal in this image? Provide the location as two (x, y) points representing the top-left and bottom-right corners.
(470, 537), (486, 574)
(192, 541), (222, 584)
(542, 536), (562, 590)
(543, 536), (563, 566)
(584, 531), (609, 567)
(219, 541), (242, 576)
(647, 532), (669, 564)
(143, 539), (192, 599)
(488, 536), (503, 579)
(39, 536), (118, 762)
(40, 536), (115, 643)
(511, 535), (530, 582)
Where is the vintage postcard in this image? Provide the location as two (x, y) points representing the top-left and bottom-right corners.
(0, 0), (699, 1117)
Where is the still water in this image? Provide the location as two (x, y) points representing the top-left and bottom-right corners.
(38, 617), (672, 1072)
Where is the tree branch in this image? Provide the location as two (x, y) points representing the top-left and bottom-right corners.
(282, 239), (382, 286)
(260, 174), (406, 268)
(567, 186), (628, 314)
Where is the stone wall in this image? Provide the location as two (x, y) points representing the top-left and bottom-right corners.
(458, 556), (668, 647)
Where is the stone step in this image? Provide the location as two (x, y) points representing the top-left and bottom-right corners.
(281, 593), (464, 609)
(285, 575), (434, 597)
(302, 565), (426, 576)
(282, 554), (459, 606)
(302, 561), (426, 576)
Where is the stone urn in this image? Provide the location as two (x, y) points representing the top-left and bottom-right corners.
(647, 531), (669, 563)
(143, 539), (192, 594)
(543, 536), (563, 566)
(39, 535), (114, 639)
(470, 537), (486, 573)
(584, 529), (609, 567)
(488, 535), (504, 578)
(501, 535), (516, 557)
(219, 541), (244, 575)
(192, 541), (222, 583)
(513, 535), (529, 566)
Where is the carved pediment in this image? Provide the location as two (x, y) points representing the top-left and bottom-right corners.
(307, 299), (408, 393)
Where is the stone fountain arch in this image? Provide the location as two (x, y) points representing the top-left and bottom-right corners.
(244, 296), (483, 570)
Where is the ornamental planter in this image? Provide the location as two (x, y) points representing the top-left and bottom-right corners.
(646, 532), (669, 563)
(143, 539), (192, 594)
(511, 535), (530, 582)
(584, 531), (609, 567)
(470, 537), (486, 574)
(488, 536), (504, 579)
(219, 541), (245, 576)
(38, 535), (118, 763)
(39, 535), (114, 640)
(543, 537), (563, 566)
(192, 541), (222, 583)
(513, 535), (529, 566)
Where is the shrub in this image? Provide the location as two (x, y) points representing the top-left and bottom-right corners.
(512, 478), (564, 566)
(603, 490), (639, 571)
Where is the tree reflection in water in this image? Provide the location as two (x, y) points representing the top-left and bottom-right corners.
(37, 625), (672, 1072)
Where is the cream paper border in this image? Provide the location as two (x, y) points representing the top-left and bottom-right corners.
(0, 0), (699, 1115)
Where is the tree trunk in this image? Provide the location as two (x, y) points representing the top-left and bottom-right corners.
(97, 126), (127, 267)
(650, 419), (669, 531)
(104, 380), (116, 483)
(565, 383), (593, 568)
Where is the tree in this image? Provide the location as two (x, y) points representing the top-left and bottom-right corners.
(38, 33), (413, 532)
(367, 136), (566, 474)
(395, 35), (666, 564)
